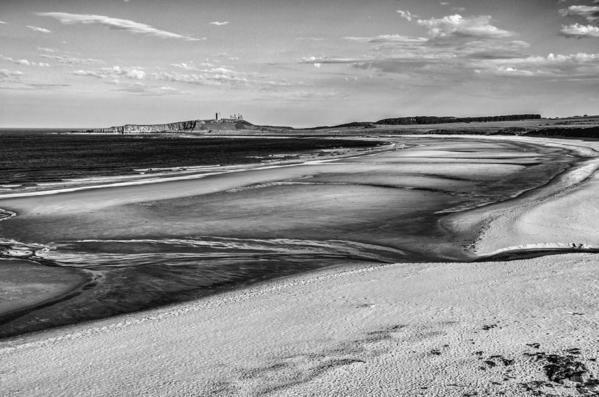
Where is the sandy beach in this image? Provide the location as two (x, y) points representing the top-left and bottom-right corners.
(1, 254), (598, 396)
(1, 135), (598, 395)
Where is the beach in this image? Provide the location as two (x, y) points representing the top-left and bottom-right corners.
(1, 254), (598, 396)
(1, 135), (598, 395)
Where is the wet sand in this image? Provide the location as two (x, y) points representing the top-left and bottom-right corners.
(0, 136), (584, 338)
(0, 259), (89, 322)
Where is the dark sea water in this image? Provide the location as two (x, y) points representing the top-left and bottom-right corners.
(0, 130), (378, 185)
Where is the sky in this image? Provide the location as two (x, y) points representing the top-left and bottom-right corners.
(1, 0), (598, 128)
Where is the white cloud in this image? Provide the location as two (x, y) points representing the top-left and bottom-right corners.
(417, 14), (513, 39)
(300, 56), (364, 65)
(72, 64), (287, 88)
(26, 25), (51, 33)
(561, 23), (599, 38)
(73, 65), (146, 80)
(0, 69), (23, 78)
(296, 36), (324, 41)
(171, 62), (199, 71)
(40, 54), (104, 65)
(490, 66), (539, 76)
(38, 47), (56, 53)
(209, 21), (229, 26)
(152, 68), (250, 86)
(300, 39), (584, 83)
(116, 83), (186, 96)
(0, 21), (7, 24)
(73, 70), (104, 79)
(474, 52), (599, 77)
(396, 10), (415, 22)
(37, 12), (204, 41)
(559, 5), (599, 22)
(117, 66), (145, 79)
(0, 54), (50, 67)
(344, 35), (428, 43)
(0, 69), (24, 86)
(516, 52), (599, 65)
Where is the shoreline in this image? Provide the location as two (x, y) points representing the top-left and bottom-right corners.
(0, 137), (393, 199)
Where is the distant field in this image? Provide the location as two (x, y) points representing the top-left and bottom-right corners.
(0, 134), (378, 184)
(292, 116), (599, 138)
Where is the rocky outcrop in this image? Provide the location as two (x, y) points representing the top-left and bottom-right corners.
(96, 119), (256, 134)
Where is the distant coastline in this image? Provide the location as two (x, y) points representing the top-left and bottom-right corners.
(63, 114), (598, 140)
(87, 113), (543, 134)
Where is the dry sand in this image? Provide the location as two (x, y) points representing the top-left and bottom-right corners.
(1, 254), (598, 396)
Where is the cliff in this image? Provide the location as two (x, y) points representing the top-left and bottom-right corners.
(96, 119), (256, 134)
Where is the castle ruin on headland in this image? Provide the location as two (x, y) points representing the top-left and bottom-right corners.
(96, 113), (249, 134)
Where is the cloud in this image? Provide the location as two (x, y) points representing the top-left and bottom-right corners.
(209, 21), (229, 26)
(0, 21), (7, 24)
(396, 10), (415, 22)
(417, 14), (514, 39)
(115, 83), (187, 96)
(73, 70), (104, 79)
(26, 25), (51, 33)
(300, 56), (365, 65)
(0, 69), (24, 87)
(344, 34), (428, 43)
(559, 5), (599, 22)
(73, 64), (288, 88)
(300, 37), (534, 83)
(40, 54), (104, 65)
(73, 65), (146, 80)
(561, 23), (599, 37)
(300, 11), (529, 86)
(27, 82), (70, 88)
(0, 54), (50, 67)
(37, 12), (204, 41)
(296, 36), (324, 41)
(171, 62), (206, 71)
(338, 33), (528, 62)
(0, 69), (23, 78)
(474, 52), (599, 77)
(486, 66), (538, 77)
(157, 66), (290, 88)
(152, 68), (250, 86)
(38, 47), (56, 53)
